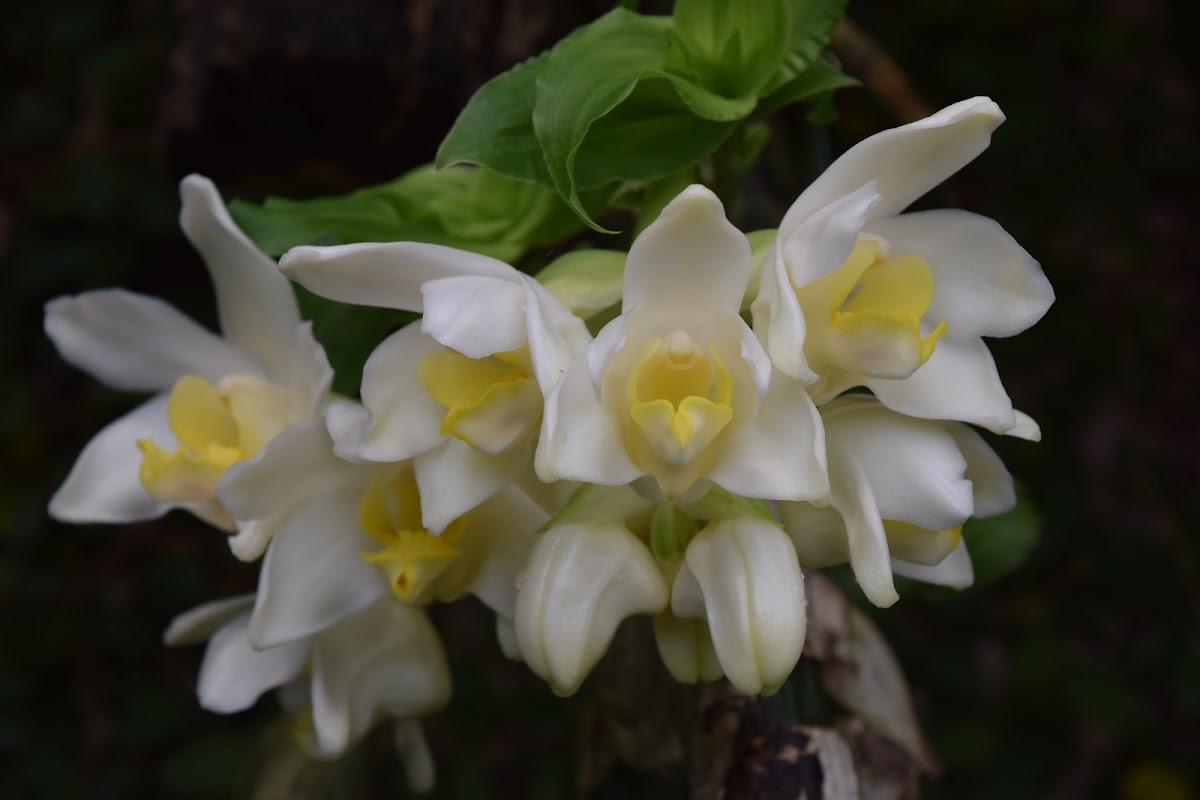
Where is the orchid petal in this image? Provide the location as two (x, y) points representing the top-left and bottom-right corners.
(671, 519), (805, 695)
(892, 539), (975, 589)
(942, 422), (1017, 518)
(49, 394), (171, 524)
(280, 241), (515, 312)
(827, 449), (899, 608)
(196, 612), (308, 714)
(522, 277), (592, 393)
(780, 97), (1005, 230)
(413, 438), (530, 535)
(164, 595), (255, 646)
(866, 209), (1054, 339)
(622, 185), (750, 316)
(179, 175), (302, 380)
(44, 290), (258, 392)
(515, 522), (668, 696)
(420, 275), (527, 358)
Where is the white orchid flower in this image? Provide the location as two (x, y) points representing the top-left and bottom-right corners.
(536, 185), (827, 504)
(164, 594), (449, 772)
(779, 395), (1016, 607)
(278, 240), (590, 534)
(45, 175), (331, 531)
(753, 97), (1054, 438)
(215, 412), (546, 649)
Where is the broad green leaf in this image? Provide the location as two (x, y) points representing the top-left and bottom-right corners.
(534, 249), (626, 318)
(633, 166), (700, 237)
(532, 9), (674, 231)
(436, 52), (553, 186)
(667, 0), (793, 101)
(961, 483), (1042, 585)
(571, 78), (736, 191)
(757, 53), (859, 117)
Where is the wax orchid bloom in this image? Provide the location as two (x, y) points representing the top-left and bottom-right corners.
(278, 240), (590, 534)
(536, 185), (827, 504)
(164, 593), (449, 782)
(779, 395), (1016, 607)
(215, 413), (546, 650)
(752, 97), (1054, 437)
(45, 175), (331, 531)
(514, 487), (807, 696)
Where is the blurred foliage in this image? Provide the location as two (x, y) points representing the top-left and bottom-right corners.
(2, 0), (1198, 798)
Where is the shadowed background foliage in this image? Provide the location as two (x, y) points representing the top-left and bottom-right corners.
(2, 0), (1196, 797)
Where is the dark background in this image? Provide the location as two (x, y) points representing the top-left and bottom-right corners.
(2, 0), (1196, 797)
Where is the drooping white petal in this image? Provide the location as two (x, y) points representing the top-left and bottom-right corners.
(942, 422), (1016, 518)
(653, 614), (724, 685)
(707, 370), (829, 503)
(195, 611), (308, 714)
(413, 438), (531, 535)
(515, 523), (668, 696)
(738, 319), (773, 408)
(310, 600), (451, 757)
(535, 357), (641, 486)
(420, 275), (527, 358)
(778, 501), (851, 570)
(280, 241), (516, 312)
(781, 182), (880, 288)
(49, 394), (171, 524)
(827, 450), (899, 608)
(864, 337), (1018, 434)
(329, 325), (446, 462)
(286, 322), (335, 412)
(249, 484), (386, 648)
(750, 243), (813, 382)
(393, 720), (436, 794)
(866, 209), (1054, 339)
(179, 175), (302, 380)
(437, 485), (544, 617)
(44, 290), (259, 392)
(824, 401), (972, 532)
(496, 615), (521, 661)
(218, 420), (359, 525)
(522, 277), (593, 392)
(164, 594), (255, 646)
(780, 97), (1005, 230)
(621, 185), (751, 316)
(227, 520), (275, 562)
(585, 315), (628, 391)
(892, 539), (975, 589)
(1008, 410), (1042, 442)
(671, 519), (806, 695)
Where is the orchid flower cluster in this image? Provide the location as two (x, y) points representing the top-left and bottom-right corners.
(46, 97), (1052, 785)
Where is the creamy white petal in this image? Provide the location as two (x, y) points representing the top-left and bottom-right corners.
(671, 519), (806, 695)
(585, 315), (628, 391)
(780, 97), (1005, 229)
(218, 419), (359, 524)
(44, 290), (258, 392)
(49, 394), (171, 524)
(707, 371), (829, 503)
(286, 322), (335, 411)
(738, 319), (773, 408)
(164, 595), (255, 646)
(280, 241), (516, 312)
(496, 615), (521, 661)
(827, 450), (899, 608)
(393, 720), (436, 794)
(779, 501), (851, 570)
(515, 523), (668, 696)
(249, 484), (386, 648)
(437, 485), (544, 617)
(180, 175), (302, 380)
(864, 337), (1018, 434)
(535, 357), (641, 486)
(621, 185), (751, 316)
(751, 240), (818, 384)
(1008, 410), (1042, 442)
(522, 277), (592, 393)
(942, 422), (1016, 518)
(824, 402), (972, 531)
(420, 275), (527, 358)
(866, 209), (1054, 339)
(413, 438), (530, 535)
(781, 182), (880, 287)
(196, 612), (308, 714)
(653, 614), (724, 685)
(332, 325), (446, 462)
(227, 520), (275, 562)
(892, 539), (975, 589)
(310, 600), (451, 757)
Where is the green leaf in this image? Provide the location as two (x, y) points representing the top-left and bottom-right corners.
(436, 52), (553, 186)
(532, 9), (674, 231)
(667, 0), (793, 101)
(757, 53), (860, 117)
(780, 0), (849, 82)
(679, 485), (777, 524)
(961, 483), (1042, 585)
(633, 166), (700, 237)
(534, 249), (626, 318)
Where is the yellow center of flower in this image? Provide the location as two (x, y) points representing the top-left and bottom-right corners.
(357, 471), (464, 602)
(798, 235), (947, 381)
(136, 374), (299, 503)
(625, 330), (734, 466)
(882, 519), (962, 565)
(417, 347), (540, 455)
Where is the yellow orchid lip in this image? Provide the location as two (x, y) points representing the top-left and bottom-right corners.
(624, 331), (734, 466)
(137, 373), (299, 503)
